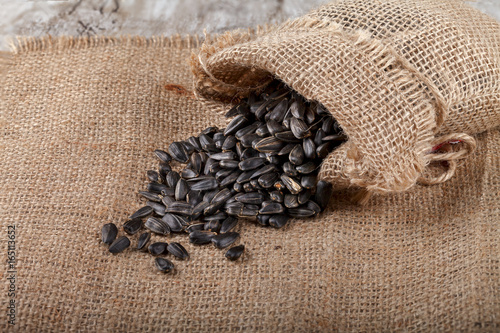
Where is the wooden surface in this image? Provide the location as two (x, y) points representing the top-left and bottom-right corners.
(0, 0), (498, 51)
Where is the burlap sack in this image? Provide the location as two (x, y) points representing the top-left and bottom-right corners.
(0, 34), (498, 332)
(191, 0), (500, 198)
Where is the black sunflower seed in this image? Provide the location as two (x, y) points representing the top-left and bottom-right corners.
(250, 164), (277, 179)
(240, 147), (259, 160)
(322, 116), (334, 133)
(149, 242), (168, 255)
(259, 202), (285, 214)
(211, 188), (233, 204)
(162, 195), (175, 207)
(316, 142), (333, 159)
(290, 117), (310, 139)
(258, 172), (279, 188)
(137, 232), (151, 250)
(239, 157), (266, 171)
(168, 141), (189, 163)
(199, 134), (217, 152)
(193, 201), (210, 216)
(147, 182), (168, 194)
(162, 213), (187, 232)
(268, 99), (288, 123)
(235, 122), (260, 140)
(167, 242), (189, 260)
(147, 201), (166, 216)
(306, 200), (322, 214)
(225, 245), (245, 261)
(147, 170), (159, 182)
(101, 223), (118, 245)
(314, 128), (325, 146)
(266, 119), (286, 136)
(296, 162), (316, 174)
(224, 115), (249, 136)
(283, 162), (298, 177)
(167, 171), (181, 188)
(220, 217), (238, 233)
(182, 141), (196, 155)
(175, 179), (189, 201)
(219, 159), (239, 169)
(210, 152), (237, 161)
(280, 174), (302, 194)
(289, 144), (305, 165)
(154, 149), (172, 163)
(275, 131), (301, 143)
(186, 223), (205, 233)
(155, 257), (174, 273)
(287, 208), (316, 218)
(269, 214), (289, 228)
(222, 136), (237, 151)
(256, 124), (270, 137)
(187, 136), (202, 151)
(190, 178), (218, 191)
(289, 100), (305, 119)
(220, 169), (242, 187)
(129, 206), (153, 219)
(284, 194), (299, 208)
(109, 236), (130, 254)
(298, 190), (311, 204)
(315, 180), (333, 210)
(189, 230), (216, 245)
(303, 137), (317, 159)
(257, 214), (271, 226)
(139, 191), (162, 202)
(301, 175), (317, 189)
(269, 191), (284, 203)
(235, 192), (265, 205)
(201, 126), (219, 135)
(212, 232), (240, 249)
(181, 168), (198, 179)
(165, 202), (193, 216)
(204, 220), (221, 233)
(144, 217), (170, 235)
(253, 136), (284, 153)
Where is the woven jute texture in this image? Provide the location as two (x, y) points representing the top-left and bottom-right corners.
(0, 34), (499, 332)
(192, 0), (500, 197)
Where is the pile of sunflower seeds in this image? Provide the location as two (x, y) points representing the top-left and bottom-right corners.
(101, 80), (346, 273)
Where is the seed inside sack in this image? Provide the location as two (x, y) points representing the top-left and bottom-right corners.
(101, 80), (346, 270)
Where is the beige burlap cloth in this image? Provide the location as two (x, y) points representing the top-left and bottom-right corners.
(0, 35), (498, 331)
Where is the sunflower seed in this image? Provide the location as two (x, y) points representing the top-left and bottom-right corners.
(212, 232), (240, 249)
(162, 213), (187, 232)
(145, 217), (170, 235)
(315, 180), (333, 210)
(220, 169), (242, 187)
(166, 202), (193, 216)
(259, 202), (285, 214)
(139, 191), (161, 202)
(303, 138), (317, 159)
(193, 201), (210, 215)
(168, 142), (189, 163)
(235, 192), (265, 205)
(240, 133), (261, 148)
(181, 168), (198, 179)
(199, 134), (217, 152)
(137, 232), (151, 250)
(204, 220), (221, 233)
(253, 136), (284, 153)
(316, 142), (333, 159)
(167, 242), (189, 260)
(322, 116), (334, 133)
(283, 162), (298, 177)
(175, 179), (189, 201)
(235, 122), (260, 140)
(287, 208), (315, 218)
(280, 174), (302, 194)
(154, 149), (172, 163)
(190, 178), (218, 191)
(239, 157), (266, 171)
(203, 211), (227, 221)
(147, 182), (168, 194)
(289, 100), (305, 119)
(296, 162), (316, 174)
(225, 245), (245, 261)
(130, 206), (153, 219)
(290, 117), (310, 139)
(210, 152), (237, 161)
(101, 223), (118, 245)
(269, 214), (289, 228)
(256, 124), (270, 137)
(215, 168), (233, 182)
(149, 242), (168, 255)
(275, 131), (301, 142)
(305, 106), (316, 124)
(109, 236), (131, 254)
(211, 188), (233, 204)
(147, 170), (159, 182)
(166, 171), (181, 188)
(186, 223), (205, 233)
(284, 194), (299, 208)
(147, 201), (166, 216)
(257, 172), (279, 188)
(187, 136), (202, 151)
(269, 191), (284, 203)
(220, 217), (238, 233)
(222, 135), (237, 150)
(266, 119), (286, 136)
(155, 257), (174, 273)
(301, 175), (317, 189)
(298, 190), (311, 205)
(224, 115), (249, 136)
(202, 126), (219, 135)
(219, 159), (239, 169)
(162, 195), (175, 207)
(268, 99), (288, 122)
(189, 230), (216, 245)
(182, 141), (196, 155)
(289, 144), (305, 165)
(257, 214), (271, 226)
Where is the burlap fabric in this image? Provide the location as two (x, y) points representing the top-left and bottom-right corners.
(0, 33), (498, 332)
(192, 0), (500, 197)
